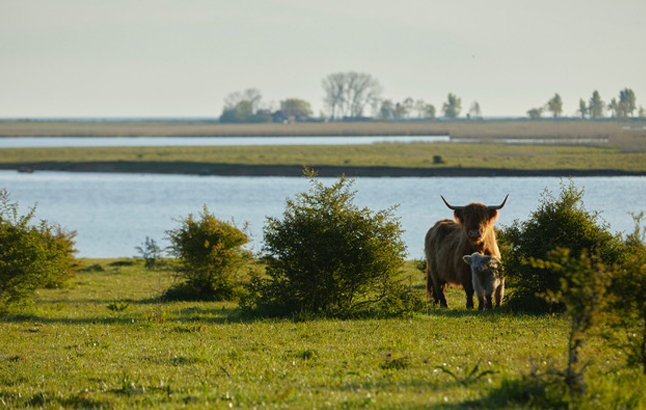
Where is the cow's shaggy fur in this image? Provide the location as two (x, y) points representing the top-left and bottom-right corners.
(462, 252), (504, 310)
(424, 196), (507, 309)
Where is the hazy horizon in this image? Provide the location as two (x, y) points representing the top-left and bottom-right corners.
(2, 1), (645, 119)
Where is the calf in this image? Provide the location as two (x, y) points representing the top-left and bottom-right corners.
(462, 252), (504, 310)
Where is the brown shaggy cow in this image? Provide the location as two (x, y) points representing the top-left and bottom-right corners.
(424, 195), (508, 309)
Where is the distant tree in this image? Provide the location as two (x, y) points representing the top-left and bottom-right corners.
(280, 98), (313, 116)
(423, 104), (437, 120)
(415, 99), (426, 117)
(527, 107), (544, 120)
(618, 88), (637, 118)
(378, 99), (396, 120)
(322, 71), (382, 119)
(378, 99), (408, 121)
(640, 106), (646, 119)
(468, 101), (482, 119)
(220, 88), (271, 123)
(223, 88), (263, 112)
(442, 93), (462, 118)
(402, 98), (415, 118)
(321, 73), (345, 119)
(394, 102), (408, 119)
(577, 98), (588, 119)
(588, 91), (605, 119)
(546, 93), (563, 118)
(608, 98), (619, 118)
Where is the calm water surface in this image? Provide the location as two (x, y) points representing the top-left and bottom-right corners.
(0, 135), (448, 148)
(1, 171), (644, 259)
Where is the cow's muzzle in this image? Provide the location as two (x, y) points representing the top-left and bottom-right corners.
(468, 229), (482, 239)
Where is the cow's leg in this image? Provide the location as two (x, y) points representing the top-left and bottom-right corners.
(426, 261), (448, 307)
(485, 293), (493, 310)
(463, 279), (474, 309)
(477, 293), (486, 310)
(425, 261), (434, 300)
(436, 282), (448, 308)
(483, 283), (493, 310)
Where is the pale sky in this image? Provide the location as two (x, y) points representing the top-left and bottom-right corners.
(1, 0), (644, 119)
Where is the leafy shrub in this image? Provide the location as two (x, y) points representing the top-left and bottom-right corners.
(499, 180), (625, 312)
(0, 189), (78, 314)
(533, 248), (613, 395)
(135, 236), (164, 269)
(610, 213), (646, 374)
(241, 170), (414, 317)
(165, 206), (251, 300)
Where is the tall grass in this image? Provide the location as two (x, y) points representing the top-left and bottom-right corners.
(0, 259), (643, 408)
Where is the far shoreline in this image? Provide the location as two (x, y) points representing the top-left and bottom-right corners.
(3, 161), (645, 178)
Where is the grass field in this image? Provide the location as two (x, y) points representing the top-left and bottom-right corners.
(2, 142), (646, 175)
(1, 259), (644, 409)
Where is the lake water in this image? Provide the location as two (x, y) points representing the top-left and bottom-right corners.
(0, 135), (449, 148)
(1, 170), (644, 259)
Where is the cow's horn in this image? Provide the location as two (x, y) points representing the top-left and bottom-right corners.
(441, 196), (463, 211)
(489, 194), (509, 210)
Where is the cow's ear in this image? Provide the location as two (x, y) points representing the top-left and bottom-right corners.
(487, 209), (499, 221)
(454, 209), (464, 222)
(462, 255), (472, 265)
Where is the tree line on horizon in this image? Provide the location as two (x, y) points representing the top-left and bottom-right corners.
(528, 88), (643, 120)
(219, 71), (645, 123)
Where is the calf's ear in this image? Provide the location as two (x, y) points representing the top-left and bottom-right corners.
(462, 255), (472, 264)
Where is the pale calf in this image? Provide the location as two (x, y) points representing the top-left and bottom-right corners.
(462, 252), (504, 310)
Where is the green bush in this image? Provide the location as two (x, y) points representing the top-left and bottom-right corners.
(241, 170), (415, 317)
(610, 213), (646, 373)
(533, 248), (613, 395)
(135, 236), (163, 269)
(165, 206), (251, 300)
(499, 180), (625, 312)
(0, 189), (78, 314)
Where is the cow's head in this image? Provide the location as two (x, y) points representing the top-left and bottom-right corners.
(442, 194), (508, 245)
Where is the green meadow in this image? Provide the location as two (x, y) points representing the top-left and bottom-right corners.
(2, 120), (646, 408)
(1, 259), (644, 409)
(2, 142), (646, 174)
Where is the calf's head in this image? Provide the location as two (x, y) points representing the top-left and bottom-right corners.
(462, 252), (502, 281)
(442, 194), (508, 245)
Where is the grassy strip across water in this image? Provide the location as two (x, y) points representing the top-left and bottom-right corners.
(2, 120), (646, 175)
(0, 258), (642, 408)
(2, 143), (646, 175)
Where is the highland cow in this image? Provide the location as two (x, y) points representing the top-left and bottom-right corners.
(424, 194), (508, 308)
